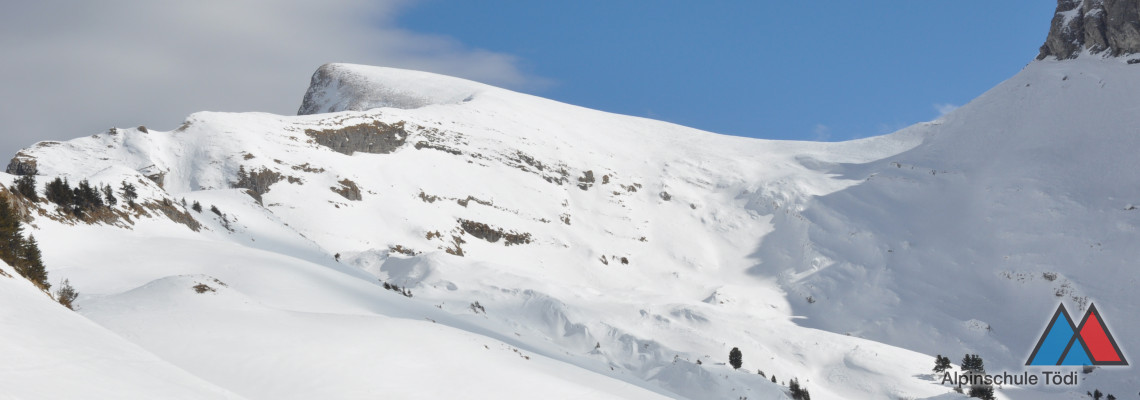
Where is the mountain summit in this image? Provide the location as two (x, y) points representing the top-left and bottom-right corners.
(1039, 0), (1140, 59)
(4, 3), (1140, 399)
(297, 63), (484, 115)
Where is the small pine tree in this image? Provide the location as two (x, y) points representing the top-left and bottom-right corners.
(961, 354), (985, 374)
(0, 198), (49, 291)
(191, 201), (202, 212)
(789, 377), (811, 400)
(55, 279), (79, 310)
(0, 196), (24, 262)
(236, 165), (249, 182)
(933, 354), (952, 373)
(71, 179), (103, 215)
(771, 375), (776, 383)
(102, 184), (117, 207)
(1106, 394), (1116, 400)
(968, 384), (995, 400)
(19, 235), (49, 290)
(120, 181), (138, 205)
(13, 175), (38, 201)
(45, 177), (74, 207)
(1091, 390), (1103, 400)
(210, 205), (222, 216)
(729, 347), (743, 370)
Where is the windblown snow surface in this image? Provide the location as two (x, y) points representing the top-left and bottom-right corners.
(5, 57), (1140, 399)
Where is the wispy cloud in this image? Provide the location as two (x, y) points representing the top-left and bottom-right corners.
(813, 124), (831, 141)
(0, 0), (546, 157)
(934, 103), (959, 117)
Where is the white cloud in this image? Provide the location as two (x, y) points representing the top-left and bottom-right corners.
(813, 124), (831, 141)
(934, 103), (959, 117)
(0, 0), (546, 159)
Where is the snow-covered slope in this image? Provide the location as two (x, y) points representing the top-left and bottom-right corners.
(0, 261), (243, 399)
(4, 64), (952, 399)
(6, 26), (1140, 400)
(770, 56), (1140, 399)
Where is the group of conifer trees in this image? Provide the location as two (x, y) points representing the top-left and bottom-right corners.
(729, 347), (811, 400)
(6, 176), (80, 308)
(933, 353), (995, 400)
(32, 174), (137, 217)
(0, 195), (49, 290)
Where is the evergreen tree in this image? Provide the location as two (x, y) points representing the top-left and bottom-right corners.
(961, 354), (985, 374)
(237, 165), (247, 179)
(45, 177), (74, 207)
(71, 179), (103, 215)
(0, 197), (49, 290)
(55, 278), (78, 310)
(19, 235), (49, 290)
(729, 347), (743, 370)
(191, 201), (202, 212)
(0, 196), (23, 264)
(102, 184), (117, 207)
(933, 355), (952, 373)
(120, 181), (138, 205)
(13, 175), (38, 201)
(968, 384), (995, 400)
(789, 377), (811, 400)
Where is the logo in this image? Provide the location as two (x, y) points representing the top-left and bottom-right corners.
(1026, 303), (1127, 366)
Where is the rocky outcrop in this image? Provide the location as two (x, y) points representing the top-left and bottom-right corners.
(6, 152), (37, 176)
(232, 166), (282, 204)
(145, 199), (202, 232)
(331, 178), (362, 201)
(1038, 0), (1140, 59)
(577, 170), (595, 191)
(305, 121), (408, 155)
(458, 219), (532, 246)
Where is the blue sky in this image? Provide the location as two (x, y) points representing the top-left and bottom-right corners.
(398, 2), (1053, 141)
(0, 2), (1057, 157)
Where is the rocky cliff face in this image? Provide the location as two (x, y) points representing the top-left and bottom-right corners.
(303, 121), (408, 155)
(1039, 0), (1140, 59)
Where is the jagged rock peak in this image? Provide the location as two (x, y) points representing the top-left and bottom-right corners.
(297, 63), (484, 115)
(1038, 0), (1140, 60)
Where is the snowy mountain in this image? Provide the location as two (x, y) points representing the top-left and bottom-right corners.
(3, 2), (1139, 399)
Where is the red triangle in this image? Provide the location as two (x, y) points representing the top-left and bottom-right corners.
(1079, 309), (1123, 363)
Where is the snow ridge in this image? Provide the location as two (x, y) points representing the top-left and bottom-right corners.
(297, 63), (484, 115)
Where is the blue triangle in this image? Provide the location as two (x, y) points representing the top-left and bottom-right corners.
(1061, 340), (1092, 365)
(1028, 308), (1077, 365)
